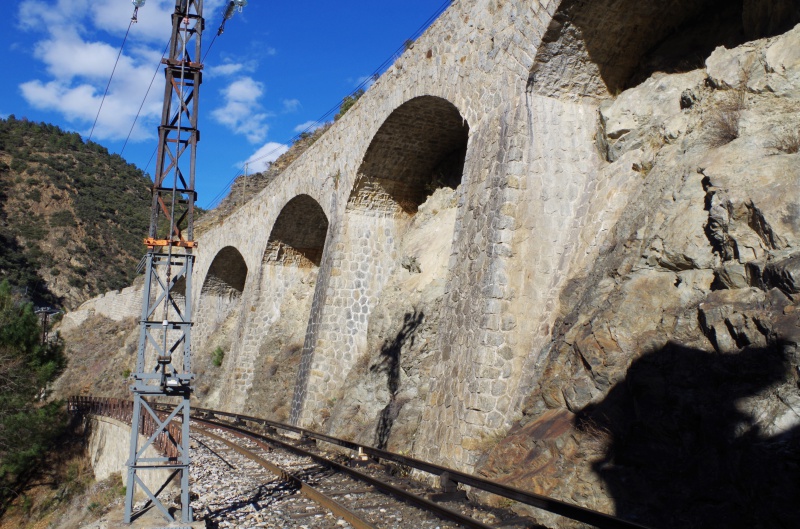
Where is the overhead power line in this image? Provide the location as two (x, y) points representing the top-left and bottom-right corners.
(88, 15), (135, 142)
(120, 39), (170, 156)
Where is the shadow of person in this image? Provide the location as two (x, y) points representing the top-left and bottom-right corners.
(372, 310), (424, 450)
(576, 342), (800, 529)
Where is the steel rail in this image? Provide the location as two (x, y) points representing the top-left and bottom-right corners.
(191, 424), (378, 529)
(178, 405), (653, 529)
(192, 417), (496, 529)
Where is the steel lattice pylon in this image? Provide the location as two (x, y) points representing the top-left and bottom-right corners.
(124, 0), (204, 523)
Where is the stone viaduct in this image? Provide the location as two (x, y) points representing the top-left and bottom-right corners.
(190, 0), (782, 472)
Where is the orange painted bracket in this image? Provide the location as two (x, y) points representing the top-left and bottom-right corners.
(144, 238), (198, 249)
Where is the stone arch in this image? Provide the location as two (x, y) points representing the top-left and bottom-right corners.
(530, 0), (800, 98)
(230, 194), (330, 420)
(294, 95), (472, 429)
(201, 246), (248, 295)
(193, 245), (248, 364)
(348, 95), (470, 215)
(264, 194), (329, 267)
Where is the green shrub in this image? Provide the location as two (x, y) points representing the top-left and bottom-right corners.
(211, 347), (224, 367)
(67, 276), (85, 289)
(49, 210), (76, 228)
(9, 159), (27, 173)
(334, 89), (365, 121)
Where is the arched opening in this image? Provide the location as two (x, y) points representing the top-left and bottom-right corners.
(264, 195), (329, 267)
(193, 246), (248, 402)
(306, 96), (470, 436)
(201, 246), (248, 295)
(530, 0), (800, 98)
(243, 194), (330, 421)
(348, 96), (469, 215)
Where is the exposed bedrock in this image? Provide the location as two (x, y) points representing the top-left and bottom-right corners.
(476, 26), (800, 529)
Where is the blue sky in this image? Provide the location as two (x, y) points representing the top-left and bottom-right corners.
(1, 0), (450, 209)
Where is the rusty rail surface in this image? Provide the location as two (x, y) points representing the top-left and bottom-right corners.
(194, 424), (382, 529)
(68, 396), (183, 461)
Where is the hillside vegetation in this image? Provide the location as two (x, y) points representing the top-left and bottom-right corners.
(0, 281), (66, 514)
(0, 116), (152, 309)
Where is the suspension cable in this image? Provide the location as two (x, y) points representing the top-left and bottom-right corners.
(120, 39), (171, 156)
(88, 15), (135, 142)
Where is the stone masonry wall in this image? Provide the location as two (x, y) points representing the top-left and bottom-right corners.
(297, 212), (403, 425)
(189, 0), (800, 480)
(86, 415), (175, 501)
(220, 261), (318, 411)
(191, 0), (565, 467)
(61, 284), (143, 333)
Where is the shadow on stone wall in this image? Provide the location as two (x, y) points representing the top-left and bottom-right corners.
(372, 310), (424, 449)
(575, 342), (800, 528)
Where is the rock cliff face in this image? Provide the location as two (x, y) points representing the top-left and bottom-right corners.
(475, 27), (800, 528)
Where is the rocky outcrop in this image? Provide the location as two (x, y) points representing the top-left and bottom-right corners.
(476, 26), (800, 528)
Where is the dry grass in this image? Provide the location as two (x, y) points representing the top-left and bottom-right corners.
(704, 59), (755, 148)
(705, 89), (746, 147)
(52, 315), (137, 400)
(768, 129), (800, 154)
(576, 416), (613, 454)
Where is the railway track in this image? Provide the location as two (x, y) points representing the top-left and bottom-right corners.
(70, 397), (652, 529)
(190, 420), (530, 528)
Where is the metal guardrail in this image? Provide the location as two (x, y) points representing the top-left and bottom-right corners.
(74, 396), (652, 529)
(68, 396), (183, 461)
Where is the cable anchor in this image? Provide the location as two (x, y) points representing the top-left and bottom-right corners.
(217, 0), (248, 35)
(131, 0), (146, 22)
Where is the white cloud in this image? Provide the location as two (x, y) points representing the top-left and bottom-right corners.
(224, 77), (263, 102)
(15, 0), (198, 141)
(18, 0), (219, 44)
(33, 30), (133, 82)
(17, 26), (164, 141)
(206, 59), (258, 78)
(282, 99), (300, 113)
(353, 74), (378, 90)
(293, 120), (325, 134)
(240, 142), (289, 172)
(92, 0), (173, 43)
(207, 62), (246, 76)
(20, 76), (161, 141)
(211, 77), (270, 144)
